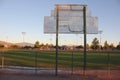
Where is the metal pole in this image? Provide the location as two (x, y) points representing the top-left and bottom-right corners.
(99, 30), (103, 50)
(2, 47), (5, 70)
(55, 5), (59, 76)
(2, 52), (4, 70)
(107, 52), (111, 78)
(80, 37), (82, 46)
(22, 32), (26, 43)
(71, 47), (74, 75)
(83, 6), (87, 76)
(35, 52), (37, 74)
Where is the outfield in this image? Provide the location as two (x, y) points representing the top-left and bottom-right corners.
(0, 50), (120, 70)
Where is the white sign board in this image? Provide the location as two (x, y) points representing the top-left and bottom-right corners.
(44, 4), (98, 34)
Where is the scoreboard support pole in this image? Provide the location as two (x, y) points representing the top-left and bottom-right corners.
(83, 6), (87, 77)
(55, 5), (59, 76)
(55, 5), (87, 76)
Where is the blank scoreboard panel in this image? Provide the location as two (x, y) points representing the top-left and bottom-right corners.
(44, 4), (98, 34)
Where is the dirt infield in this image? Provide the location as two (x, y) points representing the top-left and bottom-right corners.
(0, 68), (120, 80)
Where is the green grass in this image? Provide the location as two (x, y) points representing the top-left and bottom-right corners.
(0, 50), (120, 69)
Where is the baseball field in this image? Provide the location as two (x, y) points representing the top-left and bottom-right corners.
(0, 50), (120, 69)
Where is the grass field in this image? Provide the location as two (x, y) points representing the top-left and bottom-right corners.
(0, 50), (120, 69)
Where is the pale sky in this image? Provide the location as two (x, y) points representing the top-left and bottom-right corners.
(0, 0), (120, 46)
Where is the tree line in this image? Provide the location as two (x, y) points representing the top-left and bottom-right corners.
(34, 38), (120, 50)
(88, 37), (120, 50)
(0, 37), (120, 50)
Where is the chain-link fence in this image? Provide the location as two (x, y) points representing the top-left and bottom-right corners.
(0, 49), (120, 78)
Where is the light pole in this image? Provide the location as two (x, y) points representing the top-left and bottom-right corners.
(50, 34), (52, 45)
(22, 32), (26, 43)
(99, 30), (103, 50)
(80, 37), (82, 46)
(76, 34), (78, 46)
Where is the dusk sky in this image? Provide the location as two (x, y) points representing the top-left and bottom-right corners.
(0, 0), (120, 46)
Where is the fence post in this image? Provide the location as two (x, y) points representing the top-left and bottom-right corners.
(2, 48), (5, 70)
(35, 52), (38, 74)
